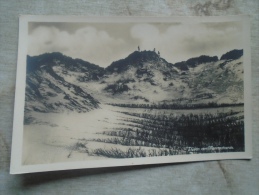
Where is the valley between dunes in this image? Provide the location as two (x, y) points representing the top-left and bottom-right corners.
(22, 104), (243, 165)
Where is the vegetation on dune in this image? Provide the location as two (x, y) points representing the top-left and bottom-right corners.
(92, 147), (147, 158)
(92, 147), (189, 158)
(92, 110), (244, 158)
(108, 102), (244, 110)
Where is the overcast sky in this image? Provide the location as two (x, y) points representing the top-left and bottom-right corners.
(28, 21), (243, 67)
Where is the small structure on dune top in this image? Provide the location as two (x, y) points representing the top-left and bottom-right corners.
(137, 46), (160, 57)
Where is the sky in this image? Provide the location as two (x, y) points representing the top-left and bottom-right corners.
(28, 21), (244, 67)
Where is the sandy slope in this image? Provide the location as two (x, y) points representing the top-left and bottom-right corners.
(22, 105), (124, 165)
(23, 104), (158, 165)
(22, 104), (244, 165)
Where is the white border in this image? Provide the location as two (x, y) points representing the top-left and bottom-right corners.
(10, 15), (252, 174)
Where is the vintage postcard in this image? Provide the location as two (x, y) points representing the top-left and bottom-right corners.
(10, 15), (252, 174)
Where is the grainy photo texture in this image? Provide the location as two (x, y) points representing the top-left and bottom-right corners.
(11, 16), (252, 174)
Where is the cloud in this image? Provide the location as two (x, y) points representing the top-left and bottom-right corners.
(28, 26), (126, 67)
(131, 24), (159, 41)
(130, 22), (243, 63)
(28, 22), (243, 67)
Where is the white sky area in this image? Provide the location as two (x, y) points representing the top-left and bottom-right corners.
(28, 21), (243, 67)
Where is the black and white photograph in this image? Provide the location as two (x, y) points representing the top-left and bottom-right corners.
(10, 15), (252, 174)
